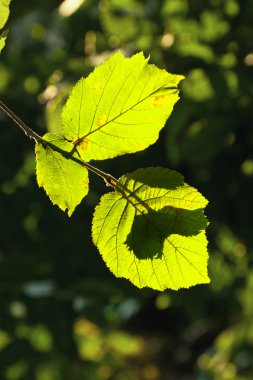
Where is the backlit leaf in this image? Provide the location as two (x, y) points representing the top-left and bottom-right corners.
(92, 167), (209, 290)
(0, 0), (11, 53)
(61, 51), (184, 161)
(0, 30), (8, 53)
(0, 0), (11, 29)
(35, 133), (89, 216)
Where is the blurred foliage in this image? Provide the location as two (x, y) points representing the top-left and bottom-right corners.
(0, 0), (253, 379)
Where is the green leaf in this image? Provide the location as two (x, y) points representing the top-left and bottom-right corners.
(35, 133), (89, 216)
(35, 52), (184, 215)
(61, 51), (184, 161)
(0, 0), (11, 53)
(92, 167), (209, 291)
(0, 30), (8, 53)
(0, 0), (11, 29)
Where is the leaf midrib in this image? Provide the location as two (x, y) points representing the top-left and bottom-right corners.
(75, 82), (178, 144)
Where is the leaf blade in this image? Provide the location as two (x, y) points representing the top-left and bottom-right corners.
(0, 0), (11, 29)
(35, 133), (89, 216)
(92, 167), (209, 291)
(61, 52), (184, 161)
(0, 0), (11, 53)
(0, 30), (8, 53)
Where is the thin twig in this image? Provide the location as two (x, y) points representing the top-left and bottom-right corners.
(0, 100), (43, 142)
(74, 148), (117, 187)
(0, 100), (118, 188)
(83, 161), (117, 188)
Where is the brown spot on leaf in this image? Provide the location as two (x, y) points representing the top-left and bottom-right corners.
(153, 95), (166, 108)
(96, 115), (107, 129)
(78, 139), (89, 152)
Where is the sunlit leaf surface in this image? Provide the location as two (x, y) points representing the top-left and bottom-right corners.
(61, 51), (184, 161)
(0, 0), (11, 53)
(0, 0), (11, 29)
(35, 52), (184, 216)
(36, 133), (89, 216)
(92, 167), (209, 290)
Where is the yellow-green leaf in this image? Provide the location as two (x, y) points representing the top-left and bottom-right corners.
(0, 0), (11, 53)
(61, 51), (184, 161)
(0, 0), (11, 29)
(35, 133), (89, 216)
(92, 167), (209, 291)
(0, 30), (8, 53)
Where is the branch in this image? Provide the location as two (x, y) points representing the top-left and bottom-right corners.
(0, 100), (43, 142)
(0, 100), (117, 188)
(80, 160), (117, 188)
(45, 140), (118, 188)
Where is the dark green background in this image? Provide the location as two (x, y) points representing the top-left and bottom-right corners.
(1, 0), (253, 379)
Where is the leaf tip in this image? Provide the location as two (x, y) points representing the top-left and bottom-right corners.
(67, 208), (74, 217)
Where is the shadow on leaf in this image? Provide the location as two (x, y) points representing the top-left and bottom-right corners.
(125, 206), (207, 260)
(122, 167), (184, 190)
